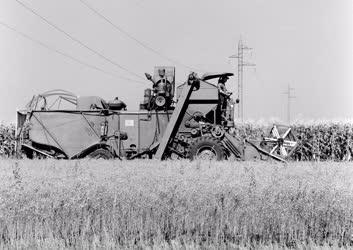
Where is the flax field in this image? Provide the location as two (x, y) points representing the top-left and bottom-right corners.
(1, 159), (353, 249)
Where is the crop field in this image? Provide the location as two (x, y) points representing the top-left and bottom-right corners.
(0, 123), (15, 157)
(232, 121), (353, 161)
(0, 122), (352, 248)
(1, 159), (353, 249)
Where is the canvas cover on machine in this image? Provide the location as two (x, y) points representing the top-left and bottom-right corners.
(28, 111), (120, 158)
(176, 79), (219, 103)
(76, 96), (107, 110)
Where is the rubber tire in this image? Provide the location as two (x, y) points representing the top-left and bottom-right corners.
(188, 136), (225, 161)
(88, 148), (114, 160)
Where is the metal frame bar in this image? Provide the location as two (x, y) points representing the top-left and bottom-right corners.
(154, 77), (197, 159)
(21, 144), (54, 158)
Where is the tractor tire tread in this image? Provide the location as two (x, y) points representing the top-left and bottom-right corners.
(88, 148), (114, 159)
(188, 136), (226, 161)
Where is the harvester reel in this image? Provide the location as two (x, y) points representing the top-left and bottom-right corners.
(262, 125), (298, 160)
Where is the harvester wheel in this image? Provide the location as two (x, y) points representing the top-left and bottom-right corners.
(88, 148), (113, 160)
(188, 136), (225, 161)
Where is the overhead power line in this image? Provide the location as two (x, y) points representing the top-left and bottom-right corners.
(14, 0), (145, 81)
(78, 0), (203, 73)
(0, 21), (147, 85)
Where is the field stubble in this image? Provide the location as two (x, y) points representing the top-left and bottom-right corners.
(0, 160), (353, 249)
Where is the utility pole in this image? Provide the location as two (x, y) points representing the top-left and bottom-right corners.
(283, 85), (296, 124)
(229, 39), (255, 122)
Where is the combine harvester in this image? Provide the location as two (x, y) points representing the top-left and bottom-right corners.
(16, 67), (297, 161)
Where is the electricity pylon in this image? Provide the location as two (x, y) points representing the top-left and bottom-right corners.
(283, 85), (296, 124)
(229, 39), (255, 122)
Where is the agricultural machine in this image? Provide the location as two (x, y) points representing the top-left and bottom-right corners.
(16, 67), (298, 161)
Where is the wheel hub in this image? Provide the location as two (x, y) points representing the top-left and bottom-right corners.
(196, 146), (217, 160)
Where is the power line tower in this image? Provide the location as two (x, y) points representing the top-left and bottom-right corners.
(229, 39), (255, 122)
(283, 85), (296, 124)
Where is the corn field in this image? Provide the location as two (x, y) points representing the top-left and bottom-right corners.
(0, 160), (353, 249)
(0, 123), (15, 157)
(1, 122), (353, 161)
(232, 121), (353, 161)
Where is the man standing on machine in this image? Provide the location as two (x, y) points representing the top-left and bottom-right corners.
(217, 75), (232, 111)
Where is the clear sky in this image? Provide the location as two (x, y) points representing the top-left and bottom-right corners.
(0, 0), (352, 123)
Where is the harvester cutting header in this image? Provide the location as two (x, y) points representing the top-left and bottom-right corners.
(16, 67), (297, 161)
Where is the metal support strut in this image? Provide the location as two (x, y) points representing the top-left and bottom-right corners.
(154, 73), (199, 160)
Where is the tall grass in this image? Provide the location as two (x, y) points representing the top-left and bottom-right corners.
(0, 160), (353, 248)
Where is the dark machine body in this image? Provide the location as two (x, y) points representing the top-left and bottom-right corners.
(16, 67), (297, 161)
